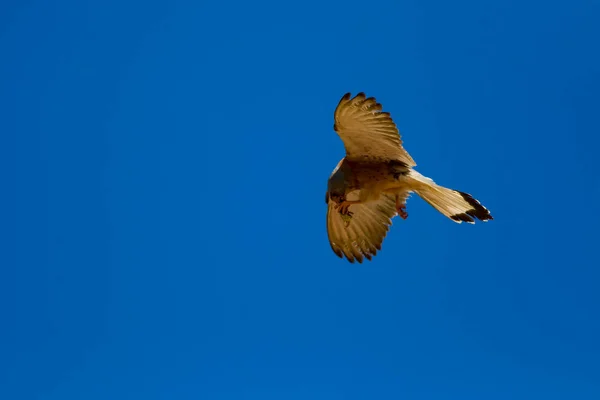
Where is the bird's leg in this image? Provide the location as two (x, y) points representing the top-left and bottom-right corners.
(395, 195), (408, 220)
(336, 200), (361, 216)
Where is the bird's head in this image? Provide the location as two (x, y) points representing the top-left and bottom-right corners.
(327, 158), (350, 204)
(327, 190), (345, 205)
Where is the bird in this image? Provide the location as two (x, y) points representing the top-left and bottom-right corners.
(325, 92), (493, 263)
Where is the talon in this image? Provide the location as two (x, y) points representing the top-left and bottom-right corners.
(398, 208), (408, 220)
(396, 201), (408, 220)
(338, 200), (358, 216)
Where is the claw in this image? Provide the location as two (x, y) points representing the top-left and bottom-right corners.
(395, 195), (408, 220)
(338, 200), (359, 216)
(397, 206), (408, 220)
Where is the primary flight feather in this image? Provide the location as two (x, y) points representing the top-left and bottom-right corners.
(326, 92), (493, 263)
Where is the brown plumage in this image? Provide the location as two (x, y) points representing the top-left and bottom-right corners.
(325, 92), (493, 263)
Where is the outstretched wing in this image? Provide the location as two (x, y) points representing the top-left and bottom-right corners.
(326, 192), (402, 263)
(333, 92), (416, 167)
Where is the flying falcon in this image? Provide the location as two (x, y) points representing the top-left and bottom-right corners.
(326, 92), (493, 263)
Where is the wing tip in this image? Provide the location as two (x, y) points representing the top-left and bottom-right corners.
(339, 92), (369, 104)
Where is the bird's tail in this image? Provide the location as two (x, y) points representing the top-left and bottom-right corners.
(409, 170), (493, 223)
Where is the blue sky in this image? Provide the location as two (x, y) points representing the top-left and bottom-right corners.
(2, 0), (600, 398)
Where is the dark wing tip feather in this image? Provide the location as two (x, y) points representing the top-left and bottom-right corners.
(339, 92), (370, 106)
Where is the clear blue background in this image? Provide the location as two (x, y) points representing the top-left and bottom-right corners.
(2, 0), (599, 399)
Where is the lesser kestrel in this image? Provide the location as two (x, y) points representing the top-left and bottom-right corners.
(326, 92), (493, 263)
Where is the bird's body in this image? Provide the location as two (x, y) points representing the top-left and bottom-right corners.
(326, 92), (493, 263)
(328, 157), (409, 201)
